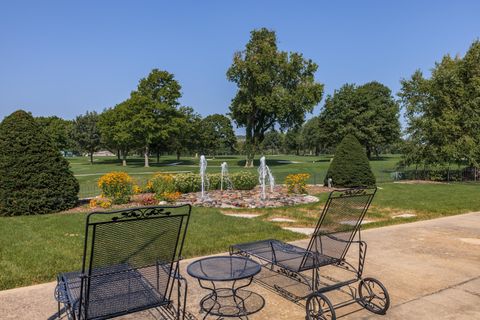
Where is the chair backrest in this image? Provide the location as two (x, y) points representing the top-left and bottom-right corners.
(79, 205), (191, 319)
(301, 188), (376, 268)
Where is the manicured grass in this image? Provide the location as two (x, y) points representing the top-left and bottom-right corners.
(71, 154), (402, 197)
(3, 154), (478, 291)
(231, 182), (480, 228)
(0, 207), (302, 291)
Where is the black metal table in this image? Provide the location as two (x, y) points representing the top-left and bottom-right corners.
(187, 256), (264, 319)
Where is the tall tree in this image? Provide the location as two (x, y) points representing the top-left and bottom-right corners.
(284, 127), (304, 155)
(301, 116), (327, 156)
(167, 107), (201, 161)
(72, 111), (101, 164)
(198, 114), (236, 157)
(399, 40), (480, 169)
(321, 81), (400, 159)
(227, 28), (324, 167)
(98, 103), (135, 166)
(261, 130), (284, 155)
(133, 69), (183, 167)
(35, 116), (75, 152)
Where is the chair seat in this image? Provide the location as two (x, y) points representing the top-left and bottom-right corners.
(57, 264), (169, 320)
(231, 239), (338, 272)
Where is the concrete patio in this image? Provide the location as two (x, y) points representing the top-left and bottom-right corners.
(1, 212), (479, 319)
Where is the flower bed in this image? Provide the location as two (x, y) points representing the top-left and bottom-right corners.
(176, 185), (321, 208)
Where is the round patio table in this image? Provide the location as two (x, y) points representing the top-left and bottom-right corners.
(187, 256), (264, 319)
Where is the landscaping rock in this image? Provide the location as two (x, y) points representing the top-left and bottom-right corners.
(177, 185), (320, 208)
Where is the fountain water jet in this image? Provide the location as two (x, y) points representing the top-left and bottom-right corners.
(220, 162), (234, 191)
(199, 155), (209, 199)
(258, 156), (275, 200)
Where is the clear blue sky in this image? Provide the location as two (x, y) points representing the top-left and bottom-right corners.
(1, 0), (479, 129)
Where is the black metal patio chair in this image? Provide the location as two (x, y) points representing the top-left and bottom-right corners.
(55, 205), (192, 320)
(230, 188), (390, 320)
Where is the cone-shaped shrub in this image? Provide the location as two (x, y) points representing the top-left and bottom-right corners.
(0, 110), (79, 216)
(324, 134), (376, 187)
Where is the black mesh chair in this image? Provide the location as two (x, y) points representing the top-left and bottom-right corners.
(230, 188), (390, 320)
(55, 205), (191, 320)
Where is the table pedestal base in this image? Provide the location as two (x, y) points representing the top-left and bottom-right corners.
(200, 288), (264, 319)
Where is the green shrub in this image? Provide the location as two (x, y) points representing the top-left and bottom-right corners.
(97, 172), (134, 204)
(173, 173), (201, 193)
(208, 173), (221, 190)
(0, 110), (79, 216)
(150, 173), (175, 195)
(324, 134), (376, 187)
(230, 171), (257, 190)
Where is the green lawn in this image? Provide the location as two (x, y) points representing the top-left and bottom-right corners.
(241, 182), (480, 228)
(0, 207), (302, 290)
(2, 154), (479, 291)
(72, 154), (402, 197)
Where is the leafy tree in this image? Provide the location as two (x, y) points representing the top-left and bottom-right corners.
(133, 69), (183, 167)
(320, 81), (400, 159)
(166, 106), (201, 160)
(35, 116), (75, 152)
(261, 130), (284, 154)
(301, 116), (327, 156)
(0, 110), (79, 216)
(198, 114), (236, 157)
(227, 28), (324, 167)
(284, 127), (304, 155)
(72, 111), (101, 164)
(324, 134), (375, 187)
(99, 103), (136, 166)
(399, 40), (480, 169)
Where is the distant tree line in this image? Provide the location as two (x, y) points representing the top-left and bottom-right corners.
(398, 40), (480, 172)
(23, 30), (480, 171)
(35, 69), (237, 167)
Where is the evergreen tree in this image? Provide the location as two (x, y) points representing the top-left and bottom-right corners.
(0, 110), (79, 216)
(324, 134), (376, 187)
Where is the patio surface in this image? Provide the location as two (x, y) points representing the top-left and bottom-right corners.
(1, 212), (479, 319)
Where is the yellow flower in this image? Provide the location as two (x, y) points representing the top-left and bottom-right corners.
(89, 199), (97, 208)
(133, 185), (142, 194)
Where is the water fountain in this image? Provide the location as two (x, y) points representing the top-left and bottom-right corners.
(220, 162), (234, 191)
(199, 155), (209, 199)
(258, 156), (275, 200)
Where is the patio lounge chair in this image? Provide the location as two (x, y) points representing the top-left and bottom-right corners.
(230, 188), (390, 320)
(55, 205), (191, 320)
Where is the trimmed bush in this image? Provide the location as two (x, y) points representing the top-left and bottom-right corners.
(324, 134), (376, 187)
(171, 171), (257, 192)
(0, 110), (79, 216)
(98, 172), (133, 204)
(230, 171), (257, 190)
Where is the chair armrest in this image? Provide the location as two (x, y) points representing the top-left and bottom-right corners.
(324, 233), (365, 245)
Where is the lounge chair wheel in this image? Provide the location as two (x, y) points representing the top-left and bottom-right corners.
(305, 293), (336, 320)
(358, 277), (390, 314)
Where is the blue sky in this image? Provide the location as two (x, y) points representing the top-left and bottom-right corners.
(1, 0), (479, 130)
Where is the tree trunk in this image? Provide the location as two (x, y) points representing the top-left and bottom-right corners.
(156, 147), (160, 163)
(117, 149), (121, 161)
(366, 145), (372, 160)
(122, 150), (127, 167)
(89, 152), (94, 165)
(144, 145), (149, 167)
(176, 150), (180, 161)
(244, 124), (255, 167)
